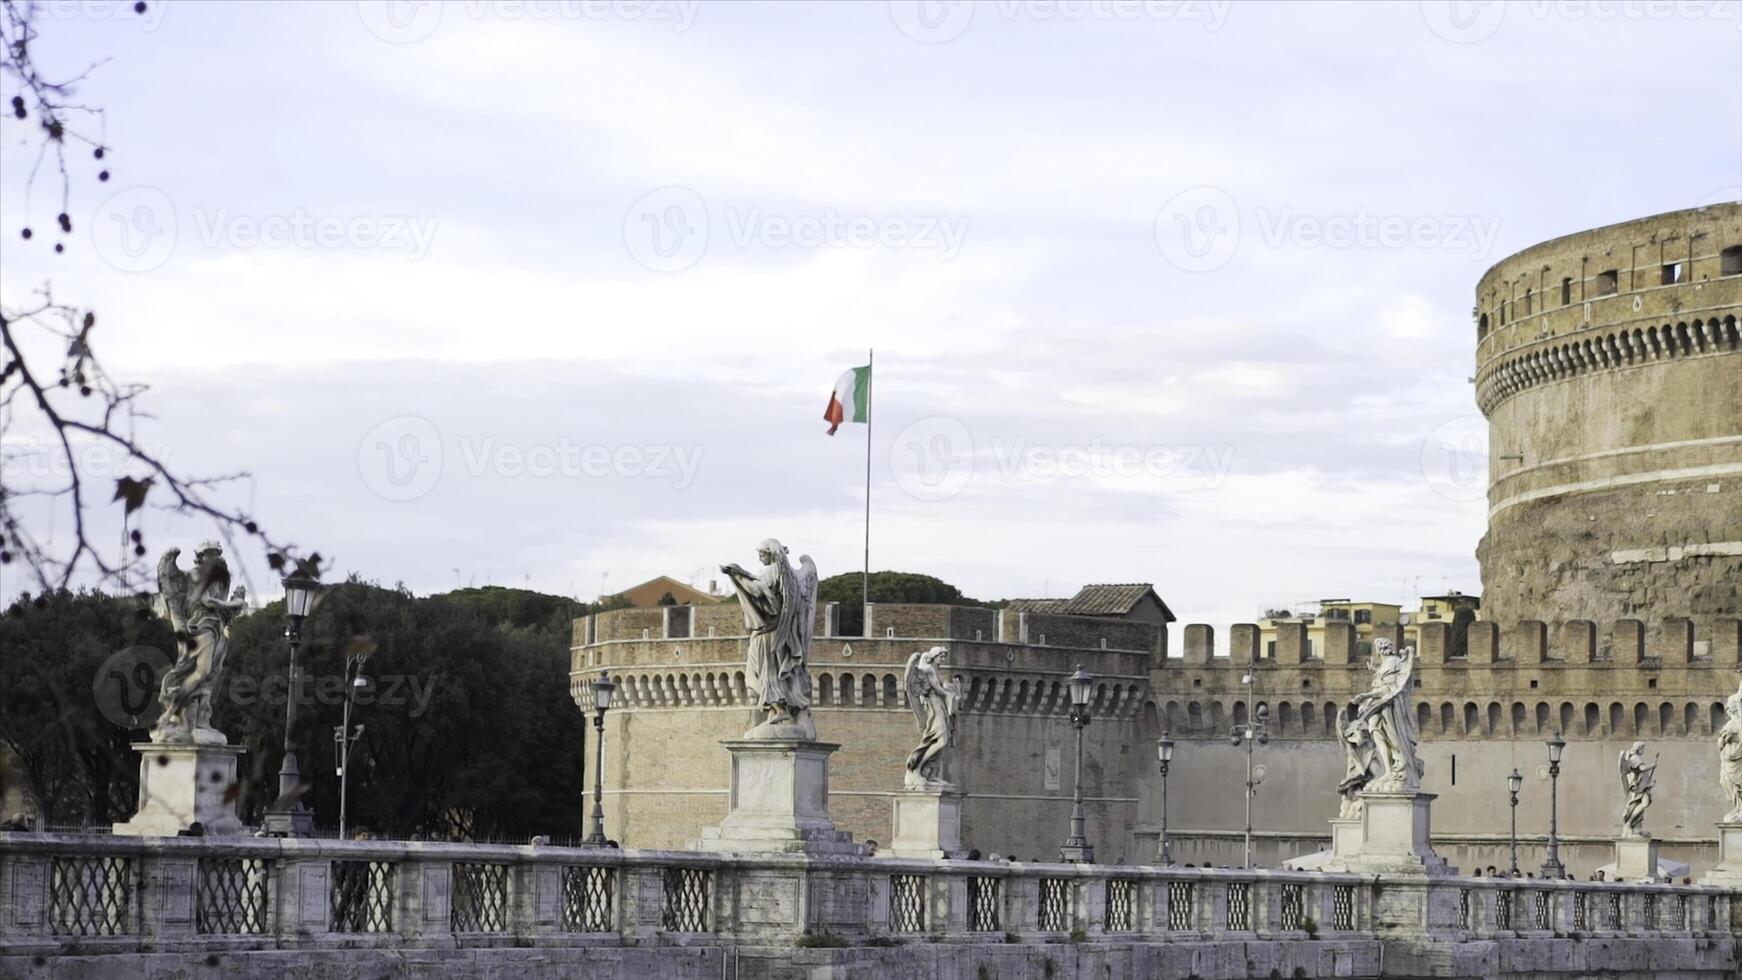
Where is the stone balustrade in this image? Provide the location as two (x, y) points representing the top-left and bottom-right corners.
(2, 832), (1737, 978)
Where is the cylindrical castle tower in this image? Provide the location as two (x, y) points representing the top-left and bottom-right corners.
(1474, 203), (1742, 626)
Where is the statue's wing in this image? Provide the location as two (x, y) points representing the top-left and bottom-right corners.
(903, 651), (927, 730)
(155, 548), (189, 629)
(796, 555), (819, 652)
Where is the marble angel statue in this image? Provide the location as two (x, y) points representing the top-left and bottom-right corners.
(902, 645), (960, 790)
(153, 543), (248, 743)
(721, 539), (818, 738)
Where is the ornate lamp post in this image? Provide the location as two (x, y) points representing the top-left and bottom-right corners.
(1155, 732), (1175, 865)
(1541, 733), (1566, 878)
(334, 650), (369, 839)
(263, 573), (321, 836)
(584, 673), (617, 846)
(1058, 665), (1096, 863)
(1506, 768), (1523, 876)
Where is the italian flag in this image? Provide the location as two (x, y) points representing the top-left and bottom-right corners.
(824, 365), (871, 435)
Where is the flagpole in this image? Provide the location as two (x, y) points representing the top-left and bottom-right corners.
(863, 348), (873, 633)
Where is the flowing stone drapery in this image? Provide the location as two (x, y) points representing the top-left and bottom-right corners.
(151, 544), (247, 745)
(1349, 639), (1423, 793)
(901, 645), (959, 790)
(1617, 741), (1658, 838)
(720, 539), (817, 739)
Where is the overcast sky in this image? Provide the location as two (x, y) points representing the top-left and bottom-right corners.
(2, 0), (1738, 628)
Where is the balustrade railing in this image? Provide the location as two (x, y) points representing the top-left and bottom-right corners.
(0, 833), (1733, 955)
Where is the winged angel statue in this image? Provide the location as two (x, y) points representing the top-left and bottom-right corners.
(721, 538), (818, 738)
(153, 543), (248, 744)
(902, 645), (960, 790)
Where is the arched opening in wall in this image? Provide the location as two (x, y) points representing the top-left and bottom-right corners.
(963, 676), (979, 710)
(1165, 700), (1184, 732)
(1233, 701), (1249, 728)
(1278, 701), (1295, 736)
(1659, 702), (1674, 736)
(734, 671), (748, 703)
(1440, 702), (1454, 736)
(1017, 680), (1031, 712)
(1417, 702), (1431, 735)
(1634, 702), (1649, 735)
(1141, 701), (1160, 742)
(1584, 703), (1599, 736)
(1478, 312), (1489, 340)
(1722, 245), (1742, 276)
(1559, 703), (1574, 734)
(1685, 702), (1700, 736)
(841, 674), (856, 706)
(1596, 269), (1618, 296)
(1716, 703), (1729, 735)
(1610, 702), (1624, 735)
(862, 674), (876, 707)
(1048, 682), (1062, 713)
(883, 674), (899, 707)
(1463, 703), (1479, 735)
(1505, 702), (1519, 735)
(818, 673), (833, 705)
(1187, 701), (1204, 732)
(1561, 276), (1573, 305)
(1301, 702), (1316, 733)
(1535, 702), (1550, 734)
(1209, 702), (1226, 731)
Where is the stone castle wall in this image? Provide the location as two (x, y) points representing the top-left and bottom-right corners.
(574, 606), (1741, 872)
(1474, 203), (1742, 625)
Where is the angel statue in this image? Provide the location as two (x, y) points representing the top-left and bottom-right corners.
(1348, 638), (1424, 792)
(1617, 740), (1658, 838)
(721, 539), (818, 738)
(1335, 706), (1381, 817)
(1718, 677), (1742, 822)
(902, 645), (960, 790)
(152, 543), (249, 744)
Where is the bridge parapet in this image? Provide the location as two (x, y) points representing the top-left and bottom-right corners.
(1, 832), (1736, 978)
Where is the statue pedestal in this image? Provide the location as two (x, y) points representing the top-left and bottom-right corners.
(1702, 822), (1742, 886)
(694, 738), (865, 856)
(1321, 790), (1451, 876)
(1613, 836), (1660, 882)
(1328, 816), (1364, 861)
(112, 741), (248, 837)
(887, 787), (963, 859)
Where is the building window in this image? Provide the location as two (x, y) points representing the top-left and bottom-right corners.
(1354, 610), (1371, 625)
(1561, 277), (1572, 305)
(1524, 288), (1533, 314)
(1478, 312), (1489, 340)
(1722, 246), (1742, 276)
(1662, 262), (1684, 285)
(1596, 269), (1619, 296)
(1266, 641), (1276, 657)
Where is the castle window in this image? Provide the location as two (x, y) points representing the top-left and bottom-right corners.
(1647, 677), (1657, 689)
(1596, 269), (1619, 295)
(1524, 288), (1533, 314)
(1661, 261), (1684, 285)
(1529, 679), (1538, 689)
(1354, 610), (1371, 625)
(1722, 246), (1742, 276)
(1561, 277), (1572, 305)
(1301, 678), (1312, 689)
(1478, 312), (1489, 340)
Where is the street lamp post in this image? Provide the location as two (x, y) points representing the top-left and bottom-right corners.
(1506, 768), (1523, 876)
(1541, 733), (1566, 878)
(584, 673), (617, 846)
(334, 650), (369, 839)
(1058, 665), (1096, 863)
(263, 574), (321, 837)
(1155, 733), (1175, 865)
(1229, 669), (1269, 869)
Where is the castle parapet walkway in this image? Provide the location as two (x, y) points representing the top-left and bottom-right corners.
(2, 832), (1736, 979)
